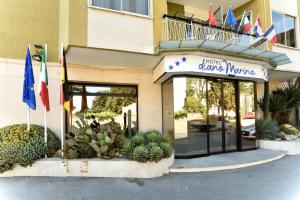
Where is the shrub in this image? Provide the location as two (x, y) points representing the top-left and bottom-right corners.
(84, 111), (117, 121)
(256, 118), (281, 140)
(145, 131), (163, 143)
(0, 124), (60, 173)
(148, 144), (164, 162)
(131, 134), (144, 146)
(174, 110), (187, 120)
(132, 145), (149, 163)
(122, 131), (173, 163)
(159, 142), (173, 158)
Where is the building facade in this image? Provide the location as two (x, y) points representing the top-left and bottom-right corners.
(0, 0), (299, 158)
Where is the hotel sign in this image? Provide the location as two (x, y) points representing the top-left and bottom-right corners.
(154, 55), (268, 83)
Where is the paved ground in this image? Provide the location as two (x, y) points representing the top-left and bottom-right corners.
(172, 149), (285, 169)
(1, 156), (300, 200)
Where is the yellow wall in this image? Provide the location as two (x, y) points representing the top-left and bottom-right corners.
(0, 0), (59, 62)
(153, 0), (167, 48)
(68, 0), (88, 47)
(59, 0), (70, 51)
(167, 2), (184, 16)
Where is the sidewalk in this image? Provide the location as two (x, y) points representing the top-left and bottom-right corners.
(171, 149), (286, 172)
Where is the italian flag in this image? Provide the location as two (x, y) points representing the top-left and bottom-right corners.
(38, 46), (50, 112)
(238, 13), (251, 34)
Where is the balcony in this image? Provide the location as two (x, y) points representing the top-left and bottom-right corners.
(158, 15), (291, 67)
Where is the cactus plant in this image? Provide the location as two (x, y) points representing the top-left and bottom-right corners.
(127, 109), (132, 137)
(132, 145), (149, 163)
(131, 134), (144, 146)
(148, 144), (164, 162)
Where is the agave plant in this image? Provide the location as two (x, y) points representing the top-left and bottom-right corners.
(256, 118), (281, 140)
(259, 81), (300, 124)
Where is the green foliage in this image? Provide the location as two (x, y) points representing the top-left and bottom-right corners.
(259, 81), (300, 124)
(90, 87), (136, 114)
(122, 131), (173, 163)
(131, 134), (145, 146)
(148, 144), (164, 162)
(66, 113), (124, 159)
(0, 124), (60, 173)
(17, 137), (46, 167)
(84, 111), (117, 121)
(174, 110), (187, 120)
(280, 124), (300, 136)
(256, 118), (281, 140)
(145, 131), (163, 143)
(184, 96), (206, 114)
(132, 145), (149, 163)
(159, 142), (173, 158)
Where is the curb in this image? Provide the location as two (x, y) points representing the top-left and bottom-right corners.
(170, 153), (286, 173)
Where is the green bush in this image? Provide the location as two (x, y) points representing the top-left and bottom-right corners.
(174, 110), (187, 120)
(256, 118), (281, 140)
(84, 111), (117, 121)
(132, 145), (149, 163)
(0, 124), (60, 173)
(122, 131), (173, 163)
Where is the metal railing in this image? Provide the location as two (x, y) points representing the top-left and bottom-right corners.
(162, 16), (267, 50)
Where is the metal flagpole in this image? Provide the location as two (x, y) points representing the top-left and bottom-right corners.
(60, 44), (65, 159)
(44, 44), (48, 158)
(237, 11), (246, 33)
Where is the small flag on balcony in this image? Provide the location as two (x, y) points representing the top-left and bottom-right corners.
(208, 3), (218, 26)
(263, 25), (277, 44)
(38, 46), (50, 112)
(224, 8), (237, 30)
(253, 16), (263, 37)
(237, 11), (252, 34)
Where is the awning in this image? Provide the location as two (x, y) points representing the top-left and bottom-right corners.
(159, 40), (291, 67)
(66, 45), (162, 69)
(269, 69), (300, 81)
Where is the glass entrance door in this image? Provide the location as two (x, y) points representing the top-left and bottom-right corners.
(208, 80), (237, 153)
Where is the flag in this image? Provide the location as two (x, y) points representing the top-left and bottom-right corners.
(81, 86), (88, 113)
(60, 47), (71, 112)
(224, 8), (237, 30)
(208, 3), (218, 26)
(263, 25), (277, 44)
(22, 47), (36, 110)
(238, 12), (252, 34)
(253, 16), (263, 37)
(38, 47), (50, 112)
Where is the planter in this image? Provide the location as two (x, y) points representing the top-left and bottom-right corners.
(259, 139), (300, 155)
(0, 155), (174, 178)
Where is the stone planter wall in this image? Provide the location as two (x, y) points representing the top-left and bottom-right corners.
(259, 139), (300, 155)
(0, 155), (174, 178)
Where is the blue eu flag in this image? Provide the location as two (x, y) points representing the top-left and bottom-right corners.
(22, 47), (36, 110)
(224, 8), (237, 30)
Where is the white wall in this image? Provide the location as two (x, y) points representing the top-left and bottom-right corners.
(0, 58), (61, 135)
(0, 58), (163, 137)
(87, 8), (154, 54)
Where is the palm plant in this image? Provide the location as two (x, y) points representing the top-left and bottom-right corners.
(259, 81), (300, 124)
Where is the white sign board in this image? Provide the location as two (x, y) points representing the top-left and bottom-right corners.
(153, 55), (268, 83)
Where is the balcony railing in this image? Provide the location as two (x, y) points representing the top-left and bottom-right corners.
(162, 16), (267, 50)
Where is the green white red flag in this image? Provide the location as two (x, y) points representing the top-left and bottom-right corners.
(38, 46), (50, 112)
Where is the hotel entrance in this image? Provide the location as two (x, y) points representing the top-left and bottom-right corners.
(162, 77), (257, 158)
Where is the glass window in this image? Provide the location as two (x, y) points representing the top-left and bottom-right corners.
(69, 83), (138, 136)
(91, 0), (149, 16)
(272, 11), (296, 47)
(239, 82), (256, 150)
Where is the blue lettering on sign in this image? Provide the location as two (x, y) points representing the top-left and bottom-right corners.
(198, 59), (256, 76)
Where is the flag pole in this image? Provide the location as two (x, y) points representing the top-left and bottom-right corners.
(222, 7), (229, 30)
(60, 44), (65, 159)
(44, 44), (48, 158)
